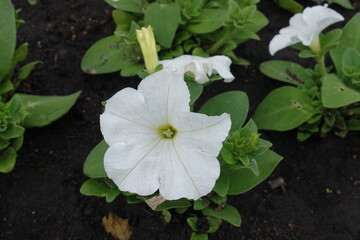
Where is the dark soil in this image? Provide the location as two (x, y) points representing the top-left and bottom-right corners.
(0, 0), (359, 239)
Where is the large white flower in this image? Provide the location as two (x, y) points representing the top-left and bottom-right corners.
(160, 55), (235, 84)
(100, 70), (231, 200)
(269, 5), (344, 55)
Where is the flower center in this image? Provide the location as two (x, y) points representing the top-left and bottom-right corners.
(158, 124), (177, 139)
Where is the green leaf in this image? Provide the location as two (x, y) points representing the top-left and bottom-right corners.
(81, 36), (139, 74)
(0, 0), (16, 81)
(105, 188), (121, 202)
(322, 74), (360, 108)
(199, 91), (249, 131)
(212, 170), (230, 196)
(187, 9), (227, 34)
(112, 10), (134, 28)
(18, 61), (42, 80)
(0, 138), (10, 150)
(11, 135), (23, 151)
(0, 80), (14, 95)
(260, 60), (312, 85)
(120, 64), (143, 77)
(16, 91), (81, 128)
(156, 198), (192, 211)
(190, 233), (208, 240)
(0, 147), (17, 173)
(187, 81), (203, 105)
(145, 3), (180, 48)
(348, 119), (360, 130)
(187, 217), (199, 232)
(83, 140), (108, 178)
(206, 216), (222, 233)
(320, 29), (342, 54)
(330, 13), (360, 72)
(227, 150), (282, 194)
(202, 205), (241, 227)
(80, 179), (109, 197)
(341, 48), (360, 78)
(331, 0), (354, 9)
(253, 86), (318, 131)
(12, 43), (29, 65)
(273, 0), (303, 13)
(193, 198), (210, 210)
(0, 124), (24, 139)
(27, 0), (39, 6)
(105, 0), (146, 13)
(162, 210), (172, 223)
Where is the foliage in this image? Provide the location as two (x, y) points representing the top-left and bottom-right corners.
(81, 0), (268, 77)
(0, 0), (80, 172)
(254, 14), (360, 141)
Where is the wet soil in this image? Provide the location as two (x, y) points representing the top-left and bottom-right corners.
(0, 0), (359, 239)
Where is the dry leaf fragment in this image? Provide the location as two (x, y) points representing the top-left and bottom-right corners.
(102, 212), (133, 240)
(145, 195), (166, 210)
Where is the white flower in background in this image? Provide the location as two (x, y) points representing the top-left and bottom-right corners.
(100, 70), (231, 200)
(269, 5), (344, 55)
(160, 55), (235, 84)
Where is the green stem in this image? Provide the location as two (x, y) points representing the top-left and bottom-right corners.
(316, 54), (327, 78)
(207, 27), (237, 55)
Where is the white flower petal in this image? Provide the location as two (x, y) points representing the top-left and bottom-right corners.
(269, 30), (301, 55)
(100, 111), (158, 146)
(101, 88), (159, 145)
(208, 56), (235, 82)
(104, 139), (162, 196)
(158, 113), (230, 200)
(160, 55), (234, 84)
(137, 70), (190, 124)
(158, 139), (220, 200)
(302, 5), (344, 37)
(269, 5), (344, 54)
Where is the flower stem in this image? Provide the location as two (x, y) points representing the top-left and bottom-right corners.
(207, 27), (237, 55)
(317, 54), (327, 77)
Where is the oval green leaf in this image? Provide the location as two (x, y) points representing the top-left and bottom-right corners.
(322, 74), (360, 108)
(16, 91), (81, 128)
(253, 86), (318, 131)
(202, 204), (241, 227)
(227, 149), (282, 195)
(81, 36), (130, 74)
(330, 13), (360, 72)
(83, 140), (108, 178)
(105, 0), (145, 13)
(260, 60), (312, 85)
(0, 0), (16, 81)
(145, 3), (180, 48)
(199, 91), (249, 131)
(0, 147), (17, 173)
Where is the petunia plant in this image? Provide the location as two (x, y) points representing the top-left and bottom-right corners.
(0, 0), (80, 173)
(253, 5), (360, 141)
(273, 0), (355, 13)
(81, 30), (282, 239)
(80, 0), (268, 77)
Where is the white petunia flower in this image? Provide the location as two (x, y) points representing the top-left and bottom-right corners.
(269, 5), (344, 55)
(100, 70), (231, 200)
(160, 55), (235, 84)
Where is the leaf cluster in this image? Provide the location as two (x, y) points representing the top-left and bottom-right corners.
(253, 14), (360, 141)
(81, 0), (268, 77)
(0, 0), (81, 173)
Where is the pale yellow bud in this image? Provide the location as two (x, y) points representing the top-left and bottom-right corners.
(136, 26), (159, 74)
